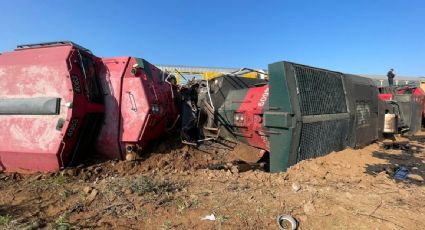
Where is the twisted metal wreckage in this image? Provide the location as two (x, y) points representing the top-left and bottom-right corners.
(0, 41), (423, 172)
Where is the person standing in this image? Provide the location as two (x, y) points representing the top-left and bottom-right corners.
(387, 68), (395, 86)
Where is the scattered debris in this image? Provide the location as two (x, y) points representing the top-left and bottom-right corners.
(394, 167), (409, 180)
(83, 186), (92, 194)
(291, 182), (301, 192)
(207, 161), (265, 172)
(87, 189), (98, 202)
(407, 173), (424, 182)
(201, 214), (216, 221)
(277, 214), (298, 230)
(125, 152), (137, 161)
(65, 168), (77, 177)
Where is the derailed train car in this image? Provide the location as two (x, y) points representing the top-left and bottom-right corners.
(95, 56), (179, 160)
(195, 61), (408, 172)
(0, 41), (422, 173)
(0, 42), (104, 172)
(0, 42), (178, 172)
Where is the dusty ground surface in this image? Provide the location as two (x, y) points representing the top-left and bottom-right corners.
(1, 133), (425, 230)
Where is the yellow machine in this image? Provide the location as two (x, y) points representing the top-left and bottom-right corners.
(420, 80), (425, 92)
(156, 65), (267, 84)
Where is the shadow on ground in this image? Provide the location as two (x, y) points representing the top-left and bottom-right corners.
(365, 141), (425, 186)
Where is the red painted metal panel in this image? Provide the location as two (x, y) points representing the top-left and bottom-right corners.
(96, 57), (178, 158)
(379, 94), (393, 101)
(95, 57), (129, 159)
(121, 73), (151, 143)
(0, 44), (104, 172)
(235, 85), (270, 151)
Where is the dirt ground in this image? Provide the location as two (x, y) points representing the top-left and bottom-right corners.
(1, 133), (425, 230)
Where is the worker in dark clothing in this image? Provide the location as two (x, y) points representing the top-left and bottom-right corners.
(387, 68), (395, 86)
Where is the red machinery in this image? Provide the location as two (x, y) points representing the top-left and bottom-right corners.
(0, 42), (179, 172)
(398, 86), (425, 130)
(95, 57), (178, 159)
(378, 86), (424, 134)
(0, 42), (104, 172)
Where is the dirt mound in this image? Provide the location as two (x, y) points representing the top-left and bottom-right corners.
(1, 134), (425, 229)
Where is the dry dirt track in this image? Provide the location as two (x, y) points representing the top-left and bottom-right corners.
(0, 134), (425, 229)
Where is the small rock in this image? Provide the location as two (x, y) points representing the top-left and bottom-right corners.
(82, 174), (90, 181)
(225, 163), (233, 169)
(230, 166), (239, 174)
(83, 186), (92, 194)
(385, 166), (395, 175)
(33, 174), (43, 181)
(158, 160), (168, 168)
(358, 183), (367, 189)
(125, 152), (137, 161)
(88, 189), (98, 202)
(182, 145), (190, 154)
(310, 178), (319, 185)
(303, 201), (315, 214)
(225, 170), (232, 177)
(66, 168), (77, 177)
(94, 167), (102, 174)
(291, 182), (301, 192)
(407, 174), (424, 182)
(124, 188), (133, 195)
(207, 173), (215, 180)
(381, 139), (393, 145)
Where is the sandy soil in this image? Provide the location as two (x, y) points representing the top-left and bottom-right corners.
(0, 134), (425, 229)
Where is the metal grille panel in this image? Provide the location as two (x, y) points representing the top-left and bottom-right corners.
(297, 119), (349, 162)
(294, 65), (347, 115)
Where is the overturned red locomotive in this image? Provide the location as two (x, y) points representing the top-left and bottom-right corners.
(0, 42), (178, 172)
(0, 42), (104, 172)
(95, 56), (178, 160)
